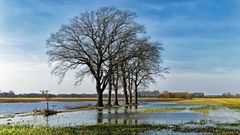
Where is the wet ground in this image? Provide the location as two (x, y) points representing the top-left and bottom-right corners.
(0, 101), (239, 127)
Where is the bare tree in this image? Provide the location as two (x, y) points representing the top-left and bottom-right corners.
(41, 90), (52, 111)
(130, 39), (168, 104)
(47, 7), (144, 107)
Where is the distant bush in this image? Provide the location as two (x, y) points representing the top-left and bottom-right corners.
(158, 92), (192, 99)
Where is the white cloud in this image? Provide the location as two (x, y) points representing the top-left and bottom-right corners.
(0, 60), (96, 94)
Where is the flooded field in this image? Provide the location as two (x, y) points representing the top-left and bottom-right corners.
(0, 101), (239, 128)
(0, 101), (96, 115)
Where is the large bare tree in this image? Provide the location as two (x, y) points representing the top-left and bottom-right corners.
(46, 7), (144, 107)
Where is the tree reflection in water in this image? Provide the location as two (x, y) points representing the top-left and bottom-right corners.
(96, 105), (139, 125)
(44, 115), (49, 127)
(97, 109), (103, 124)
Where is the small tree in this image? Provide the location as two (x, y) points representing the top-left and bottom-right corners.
(41, 90), (52, 111)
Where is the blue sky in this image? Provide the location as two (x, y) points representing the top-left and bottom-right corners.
(0, 0), (240, 94)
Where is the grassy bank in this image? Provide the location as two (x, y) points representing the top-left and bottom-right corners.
(0, 123), (239, 135)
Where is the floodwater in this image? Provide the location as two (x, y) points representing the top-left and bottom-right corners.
(0, 101), (96, 115)
(0, 101), (239, 127)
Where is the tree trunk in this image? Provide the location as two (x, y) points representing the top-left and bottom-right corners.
(107, 75), (112, 106)
(121, 64), (129, 105)
(122, 73), (129, 105)
(129, 92), (132, 103)
(96, 80), (104, 107)
(113, 70), (119, 106)
(107, 57), (113, 106)
(96, 91), (104, 107)
(128, 74), (132, 103)
(114, 89), (119, 105)
(134, 83), (138, 104)
(128, 81), (132, 103)
(46, 101), (49, 110)
(134, 72), (139, 104)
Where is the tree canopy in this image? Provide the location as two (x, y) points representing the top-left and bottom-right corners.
(46, 7), (167, 107)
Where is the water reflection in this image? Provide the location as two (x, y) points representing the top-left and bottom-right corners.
(45, 115), (49, 127)
(134, 105), (138, 109)
(114, 108), (119, 124)
(114, 107), (119, 114)
(96, 105), (139, 125)
(97, 109), (103, 124)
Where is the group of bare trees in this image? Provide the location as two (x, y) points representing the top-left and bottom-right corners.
(46, 7), (167, 107)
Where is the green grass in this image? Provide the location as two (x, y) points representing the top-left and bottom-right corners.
(223, 104), (240, 112)
(216, 122), (240, 127)
(188, 104), (221, 115)
(0, 123), (239, 135)
(139, 107), (186, 113)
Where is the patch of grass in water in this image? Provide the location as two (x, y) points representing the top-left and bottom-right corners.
(139, 107), (186, 113)
(189, 104), (220, 115)
(223, 104), (240, 112)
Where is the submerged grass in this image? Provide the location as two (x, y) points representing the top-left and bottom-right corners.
(188, 104), (221, 115)
(223, 104), (240, 112)
(139, 107), (186, 113)
(0, 123), (239, 135)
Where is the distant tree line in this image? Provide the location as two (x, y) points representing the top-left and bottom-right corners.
(138, 90), (160, 98)
(46, 7), (167, 106)
(158, 91), (192, 99)
(221, 92), (240, 98)
(0, 91), (124, 98)
(0, 90), (239, 98)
